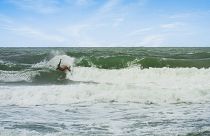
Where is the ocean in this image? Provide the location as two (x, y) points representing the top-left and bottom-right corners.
(0, 47), (210, 136)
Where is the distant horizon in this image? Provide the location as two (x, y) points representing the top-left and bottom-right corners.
(1, 45), (210, 48)
(0, 0), (210, 47)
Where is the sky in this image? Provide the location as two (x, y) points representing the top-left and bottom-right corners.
(0, 0), (210, 47)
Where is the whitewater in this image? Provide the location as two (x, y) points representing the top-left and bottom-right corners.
(0, 47), (210, 135)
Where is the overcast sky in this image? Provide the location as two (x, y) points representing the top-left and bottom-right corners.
(0, 0), (210, 47)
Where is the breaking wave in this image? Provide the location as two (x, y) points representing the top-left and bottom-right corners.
(1, 49), (210, 105)
(1, 66), (210, 105)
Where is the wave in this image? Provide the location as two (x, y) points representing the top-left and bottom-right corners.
(2, 48), (210, 71)
(0, 61), (31, 71)
(1, 65), (210, 105)
(0, 78), (210, 106)
(1, 52), (210, 84)
(0, 54), (75, 84)
(1, 48), (210, 106)
(75, 56), (210, 69)
(1, 53), (210, 85)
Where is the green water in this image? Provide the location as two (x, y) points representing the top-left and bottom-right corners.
(1, 47), (210, 70)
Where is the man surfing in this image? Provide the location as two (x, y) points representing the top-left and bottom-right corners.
(56, 59), (71, 72)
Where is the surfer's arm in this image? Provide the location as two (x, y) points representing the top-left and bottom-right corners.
(59, 59), (62, 66)
(57, 59), (62, 68)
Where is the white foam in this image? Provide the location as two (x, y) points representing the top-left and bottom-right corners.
(31, 60), (48, 68)
(47, 55), (74, 69)
(1, 67), (210, 106)
(69, 67), (210, 85)
(0, 129), (68, 136)
(0, 70), (37, 82)
(31, 55), (74, 69)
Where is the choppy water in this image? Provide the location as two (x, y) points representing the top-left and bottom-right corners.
(0, 47), (210, 135)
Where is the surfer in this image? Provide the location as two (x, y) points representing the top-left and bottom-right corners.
(56, 59), (71, 72)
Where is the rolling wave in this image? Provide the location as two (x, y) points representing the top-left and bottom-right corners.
(0, 48), (210, 105)
(1, 53), (210, 84)
(76, 56), (210, 69)
(0, 54), (74, 84)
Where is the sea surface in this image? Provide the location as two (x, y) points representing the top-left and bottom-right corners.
(0, 47), (210, 136)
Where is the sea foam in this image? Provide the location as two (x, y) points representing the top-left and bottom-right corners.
(1, 67), (210, 106)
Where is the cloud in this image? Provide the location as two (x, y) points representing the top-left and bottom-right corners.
(168, 13), (192, 19)
(59, 0), (151, 46)
(139, 34), (165, 46)
(3, 0), (209, 47)
(56, 0), (124, 46)
(160, 22), (185, 29)
(0, 15), (64, 44)
(7, 0), (60, 14)
(2, 25), (64, 42)
(17, 26), (64, 42)
(127, 27), (153, 37)
(59, 24), (91, 38)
